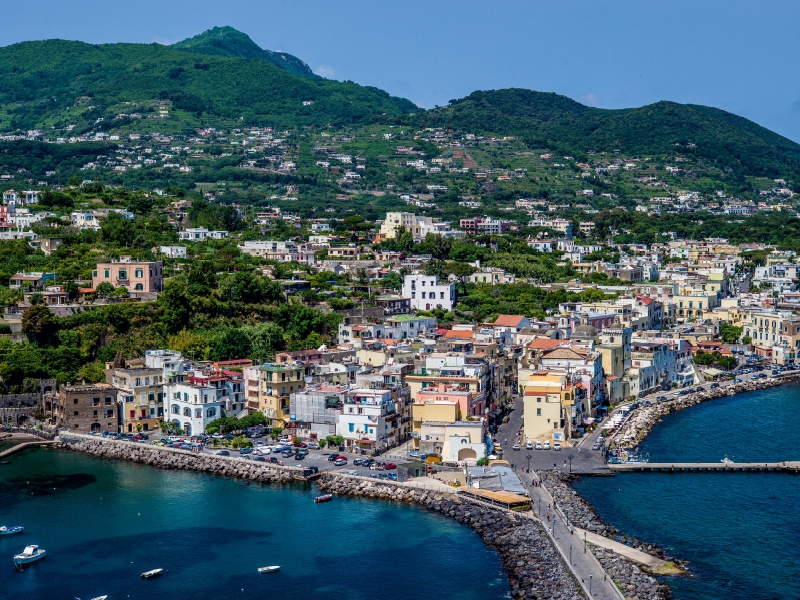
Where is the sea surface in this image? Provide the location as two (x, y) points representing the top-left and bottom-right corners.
(0, 447), (509, 600)
(574, 383), (800, 600)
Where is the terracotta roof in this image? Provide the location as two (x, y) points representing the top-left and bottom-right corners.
(444, 329), (473, 339)
(493, 314), (527, 327)
(541, 347), (587, 360)
(527, 338), (566, 350)
(636, 296), (655, 305)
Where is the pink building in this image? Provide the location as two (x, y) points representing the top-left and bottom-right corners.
(416, 383), (484, 418)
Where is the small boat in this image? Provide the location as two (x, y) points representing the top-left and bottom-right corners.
(13, 544), (46, 566)
(315, 494), (333, 503)
(0, 526), (23, 536)
(258, 565), (280, 574)
(721, 456), (735, 464)
(141, 568), (164, 579)
(76, 596), (108, 600)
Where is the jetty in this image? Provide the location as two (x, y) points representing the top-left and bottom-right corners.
(608, 461), (800, 473)
(0, 440), (55, 460)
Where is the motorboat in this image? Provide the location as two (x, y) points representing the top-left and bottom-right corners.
(141, 568), (164, 579)
(315, 494), (333, 503)
(0, 526), (23, 536)
(13, 545), (46, 566)
(721, 456), (735, 464)
(258, 565), (280, 574)
(76, 596), (108, 600)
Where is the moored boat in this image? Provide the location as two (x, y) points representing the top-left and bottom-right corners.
(315, 494), (333, 503)
(13, 545), (46, 566)
(141, 568), (164, 579)
(0, 526), (23, 536)
(258, 565), (280, 573)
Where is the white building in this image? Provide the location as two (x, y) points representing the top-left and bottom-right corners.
(237, 240), (315, 264)
(159, 246), (187, 259)
(178, 227), (229, 241)
(402, 274), (455, 312)
(335, 388), (399, 451)
(163, 380), (222, 437)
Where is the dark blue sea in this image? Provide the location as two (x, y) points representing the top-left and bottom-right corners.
(0, 448), (509, 600)
(574, 383), (800, 600)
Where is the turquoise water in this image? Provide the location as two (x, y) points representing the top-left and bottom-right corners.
(0, 448), (509, 600)
(574, 383), (800, 600)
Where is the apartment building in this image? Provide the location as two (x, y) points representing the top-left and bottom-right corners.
(92, 257), (163, 293)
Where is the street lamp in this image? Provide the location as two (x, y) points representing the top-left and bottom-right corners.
(568, 453), (574, 473)
(526, 453), (532, 472)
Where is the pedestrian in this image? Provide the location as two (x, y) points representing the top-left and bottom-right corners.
(578, 447), (581, 454)
(546, 512), (550, 521)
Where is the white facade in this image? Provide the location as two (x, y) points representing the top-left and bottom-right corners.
(163, 381), (221, 437)
(159, 246), (187, 259)
(335, 388), (399, 451)
(179, 227), (228, 241)
(402, 274), (455, 311)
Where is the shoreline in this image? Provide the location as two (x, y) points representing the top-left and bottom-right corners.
(547, 374), (800, 598)
(50, 433), (580, 599)
(609, 375), (796, 450)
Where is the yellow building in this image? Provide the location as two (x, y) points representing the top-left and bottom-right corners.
(245, 362), (305, 428)
(522, 372), (575, 444)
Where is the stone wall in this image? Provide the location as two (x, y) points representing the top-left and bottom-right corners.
(318, 473), (581, 600)
(58, 433), (301, 484)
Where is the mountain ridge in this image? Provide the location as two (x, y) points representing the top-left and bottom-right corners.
(171, 26), (319, 79)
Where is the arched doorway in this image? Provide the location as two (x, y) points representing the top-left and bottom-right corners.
(91, 423), (102, 432)
(458, 448), (477, 461)
(183, 423), (192, 436)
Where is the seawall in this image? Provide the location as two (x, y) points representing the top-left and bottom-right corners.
(611, 376), (795, 450)
(58, 433), (302, 484)
(318, 473), (582, 600)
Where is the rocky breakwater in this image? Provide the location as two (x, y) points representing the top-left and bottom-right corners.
(58, 433), (299, 484)
(319, 473), (582, 600)
(611, 376), (793, 450)
(539, 472), (672, 600)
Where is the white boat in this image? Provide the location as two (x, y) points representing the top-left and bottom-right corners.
(13, 545), (46, 566)
(0, 526), (23, 536)
(258, 565), (280, 574)
(141, 568), (164, 579)
(76, 596), (108, 600)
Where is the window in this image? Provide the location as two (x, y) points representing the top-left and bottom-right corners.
(348, 423), (354, 432)
(440, 292), (445, 299)
(104, 269), (110, 278)
(135, 269), (143, 278)
(536, 408), (542, 416)
(134, 283), (143, 291)
(118, 269), (127, 280)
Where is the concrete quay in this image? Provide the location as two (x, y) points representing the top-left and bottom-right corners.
(0, 440), (56, 460)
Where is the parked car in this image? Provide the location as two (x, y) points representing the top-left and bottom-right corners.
(710, 383), (720, 389)
(543, 441), (551, 450)
(294, 452), (306, 460)
(294, 442), (307, 448)
(384, 462), (397, 470)
(327, 454), (341, 462)
(307, 442), (320, 450)
(267, 457), (279, 464)
(239, 447), (253, 454)
(534, 441), (543, 450)
(369, 462), (385, 471)
(387, 472), (398, 481)
(553, 442), (561, 451)
(334, 458), (347, 466)
(253, 456), (266, 462)
(353, 458), (366, 466)
(215, 450), (230, 456)
(224, 434), (235, 440)
(526, 441), (533, 450)
(513, 444), (521, 451)
(657, 396), (668, 401)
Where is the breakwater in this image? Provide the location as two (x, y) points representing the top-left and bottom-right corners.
(318, 473), (582, 600)
(58, 433), (301, 483)
(538, 472), (673, 600)
(610, 376), (793, 450)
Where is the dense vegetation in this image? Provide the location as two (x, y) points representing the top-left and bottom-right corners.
(171, 26), (319, 79)
(0, 37), (416, 131)
(420, 89), (800, 182)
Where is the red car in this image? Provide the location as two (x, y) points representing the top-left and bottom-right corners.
(384, 462), (397, 470)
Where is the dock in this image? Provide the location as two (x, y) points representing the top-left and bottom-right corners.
(608, 461), (800, 473)
(0, 440), (56, 460)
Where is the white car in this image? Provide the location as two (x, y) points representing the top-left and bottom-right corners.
(543, 441), (551, 450)
(526, 441), (533, 450)
(534, 441), (543, 450)
(513, 444), (521, 451)
(553, 442), (561, 451)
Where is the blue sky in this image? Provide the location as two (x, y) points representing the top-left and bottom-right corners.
(3, 0), (800, 141)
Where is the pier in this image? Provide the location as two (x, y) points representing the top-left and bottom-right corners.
(608, 461), (800, 473)
(0, 440), (56, 460)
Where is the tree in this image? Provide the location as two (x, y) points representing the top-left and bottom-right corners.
(22, 304), (57, 344)
(100, 212), (136, 247)
(719, 323), (743, 344)
(158, 281), (192, 334)
(95, 282), (115, 299)
(270, 426), (284, 441)
(423, 233), (452, 260)
(112, 286), (129, 298)
(742, 335), (753, 345)
(447, 261), (476, 295)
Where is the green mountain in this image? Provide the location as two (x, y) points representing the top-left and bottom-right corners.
(0, 36), (416, 131)
(422, 88), (800, 179)
(171, 26), (319, 79)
